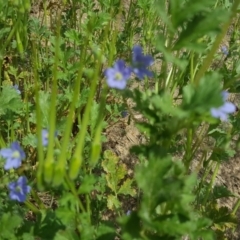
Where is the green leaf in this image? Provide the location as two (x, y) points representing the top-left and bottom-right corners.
(0, 213), (22, 239)
(55, 208), (75, 229)
(134, 155), (213, 238)
(54, 230), (79, 240)
(90, 101), (100, 135)
(58, 193), (77, 212)
(207, 205), (237, 227)
(107, 194), (121, 210)
(174, 9), (229, 50)
(170, 0), (216, 28)
(22, 133), (37, 148)
(211, 147), (235, 162)
(78, 175), (96, 194)
(102, 150), (118, 173)
(151, 93), (187, 118)
(115, 164), (127, 182)
(155, 35), (188, 69)
(29, 91), (50, 126)
(212, 185), (236, 200)
(102, 150), (128, 193)
(105, 175), (116, 193)
(119, 212), (142, 240)
(77, 212), (95, 240)
(21, 233), (35, 240)
(118, 179), (136, 197)
(33, 210), (66, 239)
(181, 72), (223, 115)
(64, 29), (81, 42)
(0, 86), (22, 115)
(95, 222), (116, 240)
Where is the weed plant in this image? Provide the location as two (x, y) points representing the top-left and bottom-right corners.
(0, 0), (240, 239)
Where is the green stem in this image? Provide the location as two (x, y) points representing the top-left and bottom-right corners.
(52, 42), (87, 186)
(195, 158), (213, 206)
(89, 87), (107, 167)
(203, 161), (220, 206)
(31, 189), (46, 210)
(190, 52), (195, 83)
(194, 0), (240, 85)
(69, 57), (102, 179)
(184, 128), (193, 170)
(64, 175), (86, 213)
(0, 20), (19, 86)
(25, 200), (40, 214)
(89, 26), (115, 167)
(32, 40), (44, 190)
(232, 199), (240, 215)
(191, 124), (209, 160)
(44, 13), (62, 183)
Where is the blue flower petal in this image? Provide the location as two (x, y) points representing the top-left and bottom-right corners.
(105, 60), (131, 90)
(0, 141), (25, 170)
(210, 91), (236, 121)
(0, 149), (13, 158)
(8, 176), (31, 203)
(5, 157), (22, 170)
(221, 102), (236, 114)
(132, 45), (154, 80)
(42, 129), (49, 147)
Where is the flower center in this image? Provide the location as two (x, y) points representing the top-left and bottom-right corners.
(44, 132), (49, 139)
(12, 150), (20, 159)
(114, 72), (123, 81)
(15, 186), (21, 193)
(133, 62), (144, 69)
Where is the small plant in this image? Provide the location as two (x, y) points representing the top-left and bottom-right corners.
(102, 150), (136, 211)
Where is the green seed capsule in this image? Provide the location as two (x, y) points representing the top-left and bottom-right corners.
(43, 162), (54, 183)
(69, 156), (82, 179)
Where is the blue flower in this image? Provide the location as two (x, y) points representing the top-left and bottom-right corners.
(13, 84), (21, 94)
(211, 91), (236, 121)
(8, 176), (31, 202)
(40, 129), (58, 147)
(221, 46), (229, 56)
(104, 60), (131, 89)
(126, 210), (131, 216)
(0, 142), (26, 170)
(42, 129), (49, 147)
(131, 45), (154, 80)
(121, 110), (128, 118)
